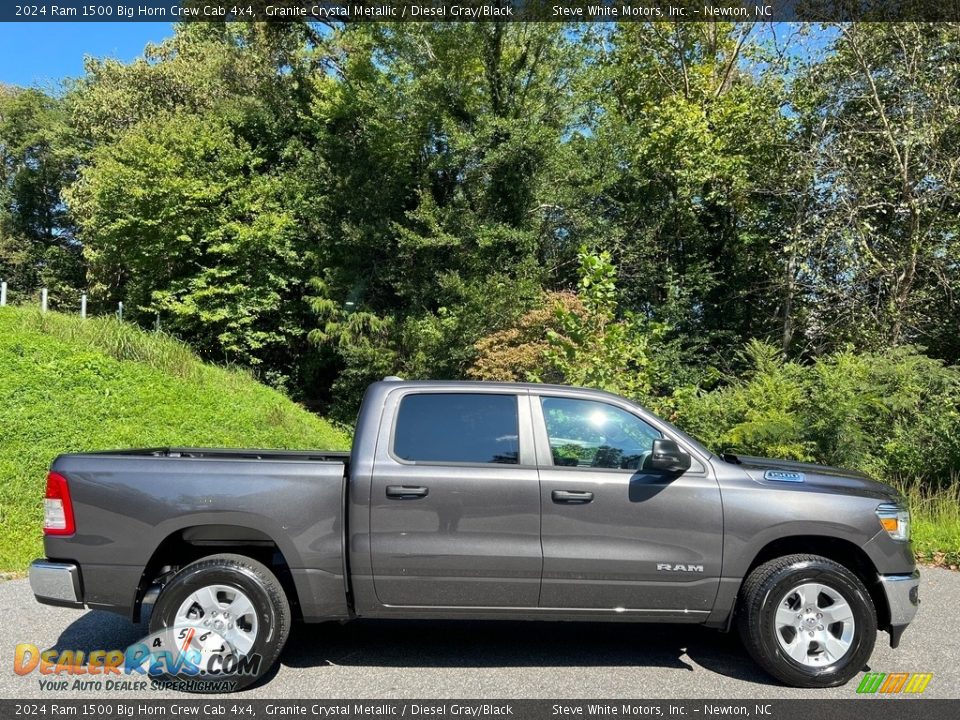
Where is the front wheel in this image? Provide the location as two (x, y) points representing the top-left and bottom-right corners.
(737, 554), (876, 688)
(148, 553), (291, 691)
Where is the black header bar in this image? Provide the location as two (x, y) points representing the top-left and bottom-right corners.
(4, 1), (960, 23)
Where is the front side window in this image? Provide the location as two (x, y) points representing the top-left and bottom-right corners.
(393, 393), (520, 464)
(541, 397), (662, 470)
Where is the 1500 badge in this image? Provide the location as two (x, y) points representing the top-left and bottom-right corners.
(764, 469), (805, 483)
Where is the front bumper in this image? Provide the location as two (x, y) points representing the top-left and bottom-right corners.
(28, 560), (84, 609)
(879, 569), (920, 648)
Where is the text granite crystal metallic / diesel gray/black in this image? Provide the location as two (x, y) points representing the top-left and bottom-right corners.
(28, 378), (920, 691)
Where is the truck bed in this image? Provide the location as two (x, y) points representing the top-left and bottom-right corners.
(46, 448), (351, 622)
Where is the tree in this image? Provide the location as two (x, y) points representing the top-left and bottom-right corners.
(27, 19), (960, 434)
(66, 24), (326, 388)
(471, 248), (680, 404)
(304, 23), (582, 408)
(550, 23), (804, 373)
(468, 291), (586, 383)
(69, 114), (311, 380)
(0, 86), (83, 305)
(796, 23), (960, 357)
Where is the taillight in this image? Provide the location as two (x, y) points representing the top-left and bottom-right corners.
(44, 471), (75, 536)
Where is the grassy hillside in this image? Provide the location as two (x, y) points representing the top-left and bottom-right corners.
(0, 307), (351, 572)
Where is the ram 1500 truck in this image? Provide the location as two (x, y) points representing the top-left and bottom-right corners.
(29, 379), (919, 690)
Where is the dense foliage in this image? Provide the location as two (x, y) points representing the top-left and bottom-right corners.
(1, 22), (959, 492)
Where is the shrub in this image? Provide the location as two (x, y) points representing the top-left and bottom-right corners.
(676, 341), (960, 487)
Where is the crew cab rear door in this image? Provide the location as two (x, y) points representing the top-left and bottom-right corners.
(533, 391), (722, 618)
(368, 388), (542, 607)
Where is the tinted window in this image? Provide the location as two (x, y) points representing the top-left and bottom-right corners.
(394, 393), (520, 464)
(541, 397), (661, 470)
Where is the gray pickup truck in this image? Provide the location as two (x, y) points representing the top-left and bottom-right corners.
(30, 379), (919, 690)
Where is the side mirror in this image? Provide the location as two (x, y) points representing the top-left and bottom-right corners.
(648, 438), (692, 473)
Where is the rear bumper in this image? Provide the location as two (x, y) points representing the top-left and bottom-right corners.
(879, 569), (920, 648)
(28, 560), (84, 609)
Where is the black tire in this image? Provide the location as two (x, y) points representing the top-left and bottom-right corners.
(737, 554), (876, 688)
(148, 553), (290, 692)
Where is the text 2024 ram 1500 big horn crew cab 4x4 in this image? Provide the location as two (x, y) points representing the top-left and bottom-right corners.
(29, 379), (919, 690)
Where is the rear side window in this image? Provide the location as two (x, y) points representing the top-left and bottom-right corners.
(393, 393), (520, 464)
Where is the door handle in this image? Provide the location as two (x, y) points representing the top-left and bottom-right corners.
(551, 490), (594, 504)
(386, 485), (429, 499)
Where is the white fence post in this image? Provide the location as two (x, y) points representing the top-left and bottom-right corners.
(117, 301), (123, 321)
(0, 281), (6, 306)
(41, 288), (48, 313)
(81, 294), (87, 319)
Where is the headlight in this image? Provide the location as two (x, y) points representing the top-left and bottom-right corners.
(876, 503), (911, 541)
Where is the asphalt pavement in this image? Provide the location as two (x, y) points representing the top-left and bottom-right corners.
(0, 568), (956, 699)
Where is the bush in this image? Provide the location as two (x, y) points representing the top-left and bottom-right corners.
(676, 341), (960, 487)
(470, 248), (686, 399)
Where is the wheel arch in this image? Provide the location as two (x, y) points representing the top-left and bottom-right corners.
(133, 523), (303, 623)
(745, 535), (890, 630)
(710, 534), (890, 632)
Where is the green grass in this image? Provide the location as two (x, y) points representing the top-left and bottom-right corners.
(895, 479), (960, 568)
(0, 306), (351, 572)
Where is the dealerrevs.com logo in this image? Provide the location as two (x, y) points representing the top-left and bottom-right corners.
(856, 672), (933, 694)
(14, 626), (262, 693)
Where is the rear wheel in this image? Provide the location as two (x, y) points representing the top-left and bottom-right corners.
(148, 553), (290, 691)
(737, 554), (876, 688)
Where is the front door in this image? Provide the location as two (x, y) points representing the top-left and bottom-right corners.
(369, 390), (542, 608)
(534, 394), (722, 616)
